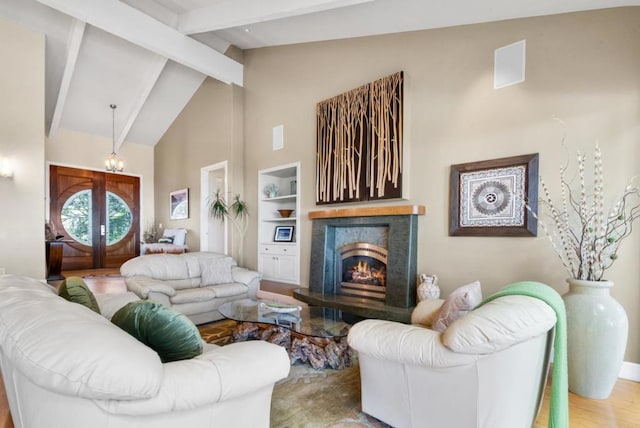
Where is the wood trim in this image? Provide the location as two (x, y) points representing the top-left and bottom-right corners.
(308, 205), (425, 219)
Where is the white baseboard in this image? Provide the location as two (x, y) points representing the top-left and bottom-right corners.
(619, 361), (640, 382)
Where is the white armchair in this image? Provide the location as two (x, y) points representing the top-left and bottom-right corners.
(347, 292), (557, 428)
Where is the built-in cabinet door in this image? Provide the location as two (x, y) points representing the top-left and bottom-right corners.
(258, 253), (278, 278)
(275, 255), (297, 283)
(259, 253), (298, 283)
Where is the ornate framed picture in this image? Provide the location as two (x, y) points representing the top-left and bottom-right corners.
(169, 188), (189, 220)
(274, 225), (295, 242)
(449, 153), (538, 236)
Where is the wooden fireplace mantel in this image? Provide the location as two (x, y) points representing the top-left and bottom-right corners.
(308, 205), (425, 219)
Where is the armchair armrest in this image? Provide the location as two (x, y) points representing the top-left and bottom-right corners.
(94, 341), (290, 415)
(231, 267), (261, 297)
(125, 276), (176, 299)
(347, 319), (479, 368)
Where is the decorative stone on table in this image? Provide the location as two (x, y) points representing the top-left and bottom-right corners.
(233, 322), (352, 370)
(289, 336), (352, 370)
(233, 322), (259, 341)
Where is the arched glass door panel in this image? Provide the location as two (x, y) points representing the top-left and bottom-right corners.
(61, 189), (92, 246)
(106, 191), (133, 245)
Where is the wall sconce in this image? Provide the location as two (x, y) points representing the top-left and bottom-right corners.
(0, 157), (13, 179)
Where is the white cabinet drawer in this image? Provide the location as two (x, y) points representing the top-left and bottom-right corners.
(259, 244), (296, 256)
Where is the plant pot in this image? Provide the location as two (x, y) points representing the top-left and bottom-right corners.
(563, 278), (628, 399)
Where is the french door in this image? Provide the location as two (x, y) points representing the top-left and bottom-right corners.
(49, 165), (140, 270)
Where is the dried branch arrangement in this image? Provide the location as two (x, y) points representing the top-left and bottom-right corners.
(316, 71), (403, 204)
(530, 142), (640, 281)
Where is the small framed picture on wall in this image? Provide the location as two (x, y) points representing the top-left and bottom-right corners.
(169, 188), (189, 220)
(274, 226), (295, 242)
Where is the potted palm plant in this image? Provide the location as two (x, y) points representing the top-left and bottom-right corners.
(208, 190), (249, 265)
(532, 142), (640, 399)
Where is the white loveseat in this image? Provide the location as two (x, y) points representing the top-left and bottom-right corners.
(0, 274), (290, 428)
(121, 252), (260, 324)
(347, 292), (558, 428)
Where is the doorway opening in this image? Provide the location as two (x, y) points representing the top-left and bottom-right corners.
(200, 161), (228, 254)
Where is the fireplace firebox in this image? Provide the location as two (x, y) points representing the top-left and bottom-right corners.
(336, 243), (387, 301)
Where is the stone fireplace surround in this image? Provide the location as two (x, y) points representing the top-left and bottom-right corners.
(294, 205), (425, 323)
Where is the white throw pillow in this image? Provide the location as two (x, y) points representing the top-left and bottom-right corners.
(163, 228), (187, 246)
(432, 280), (482, 333)
(200, 257), (235, 285)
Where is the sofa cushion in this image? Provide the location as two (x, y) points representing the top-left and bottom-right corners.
(200, 256), (235, 285)
(170, 287), (217, 304)
(96, 291), (140, 320)
(432, 280), (482, 333)
(58, 276), (101, 314)
(205, 283), (249, 298)
(112, 301), (203, 363)
(442, 295), (556, 354)
(121, 254), (191, 280)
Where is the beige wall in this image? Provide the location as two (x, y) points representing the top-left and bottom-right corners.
(45, 128), (155, 231)
(154, 76), (244, 254)
(241, 8), (640, 362)
(0, 18), (46, 278)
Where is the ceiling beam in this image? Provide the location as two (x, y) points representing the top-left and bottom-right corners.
(48, 18), (85, 140)
(36, 0), (243, 86)
(177, 0), (374, 34)
(115, 55), (168, 150)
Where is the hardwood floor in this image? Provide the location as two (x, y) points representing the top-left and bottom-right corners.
(535, 379), (640, 427)
(0, 272), (638, 427)
(48, 268), (125, 293)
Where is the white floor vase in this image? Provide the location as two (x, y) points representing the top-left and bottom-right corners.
(563, 278), (628, 399)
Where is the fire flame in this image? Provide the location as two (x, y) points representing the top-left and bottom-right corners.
(350, 260), (385, 286)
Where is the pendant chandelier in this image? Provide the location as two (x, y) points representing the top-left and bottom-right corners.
(105, 103), (124, 173)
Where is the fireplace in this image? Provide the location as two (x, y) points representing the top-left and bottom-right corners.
(294, 205), (425, 323)
(337, 243), (387, 301)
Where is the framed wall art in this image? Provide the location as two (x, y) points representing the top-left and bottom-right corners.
(169, 188), (189, 220)
(274, 225), (295, 242)
(316, 71), (404, 205)
(449, 153), (538, 237)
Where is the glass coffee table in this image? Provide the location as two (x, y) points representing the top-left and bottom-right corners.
(218, 299), (353, 369)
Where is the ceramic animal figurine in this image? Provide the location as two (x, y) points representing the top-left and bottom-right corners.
(417, 274), (440, 301)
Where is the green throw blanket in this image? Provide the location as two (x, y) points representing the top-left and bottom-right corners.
(477, 281), (568, 428)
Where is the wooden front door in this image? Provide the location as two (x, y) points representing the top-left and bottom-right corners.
(49, 165), (140, 270)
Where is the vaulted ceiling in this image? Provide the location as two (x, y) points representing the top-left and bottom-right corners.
(1, 0), (635, 150)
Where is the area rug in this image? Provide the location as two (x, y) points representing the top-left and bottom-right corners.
(271, 361), (390, 428)
(198, 319), (237, 346)
(198, 320), (390, 427)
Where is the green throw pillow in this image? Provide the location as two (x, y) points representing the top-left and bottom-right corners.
(111, 301), (203, 363)
(58, 276), (101, 314)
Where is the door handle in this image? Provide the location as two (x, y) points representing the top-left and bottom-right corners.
(100, 225), (106, 236)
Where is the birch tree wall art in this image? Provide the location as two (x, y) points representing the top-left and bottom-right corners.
(316, 71), (403, 205)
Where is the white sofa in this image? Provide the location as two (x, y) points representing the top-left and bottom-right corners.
(347, 294), (557, 428)
(121, 252), (261, 324)
(0, 274), (290, 428)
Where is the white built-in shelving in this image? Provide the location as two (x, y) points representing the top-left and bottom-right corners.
(257, 162), (300, 284)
